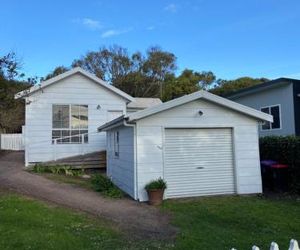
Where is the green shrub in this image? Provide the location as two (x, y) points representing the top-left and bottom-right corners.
(32, 164), (51, 173)
(145, 178), (167, 191)
(91, 174), (124, 198)
(260, 136), (300, 194)
(49, 165), (64, 174)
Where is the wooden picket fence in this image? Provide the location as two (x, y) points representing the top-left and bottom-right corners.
(232, 239), (299, 250)
(0, 133), (24, 151)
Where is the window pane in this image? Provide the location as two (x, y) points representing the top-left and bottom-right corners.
(71, 130), (80, 143)
(53, 105), (69, 128)
(114, 131), (119, 157)
(271, 106), (280, 129)
(80, 105), (88, 129)
(62, 130), (70, 143)
(71, 105), (80, 129)
(81, 130), (88, 143)
(52, 130), (61, 143)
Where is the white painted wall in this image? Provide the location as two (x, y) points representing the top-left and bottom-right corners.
(135, 99), (262, 201)
(25, 73), (127, 165)
(106, 126), (135, 198)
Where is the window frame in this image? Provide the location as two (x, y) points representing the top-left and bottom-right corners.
(52, 104), (89, 144)
(260, 104), (282, 131)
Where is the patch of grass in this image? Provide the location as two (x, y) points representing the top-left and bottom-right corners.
(0, 193), (167, 250)
(162, 195), (300, 249)
(32, 165), (84, 176)
(40, 172), (124, 199)
(91, 174), (124, 198)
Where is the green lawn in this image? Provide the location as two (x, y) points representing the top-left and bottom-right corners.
(0, 193), (299, 250)
(162, 195), (300, 250)
(0, 193), (166, 250)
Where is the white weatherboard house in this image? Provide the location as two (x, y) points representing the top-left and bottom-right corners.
(15, 67), (161, 166)
(98, 90), (273, 201)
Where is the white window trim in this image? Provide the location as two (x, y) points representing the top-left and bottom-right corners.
(52, 104), (89, 144)
(260, 104), (282, 131)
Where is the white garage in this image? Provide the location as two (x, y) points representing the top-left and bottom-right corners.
(98, 90), (273, 202)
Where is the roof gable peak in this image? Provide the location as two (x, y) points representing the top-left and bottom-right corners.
(15, 67), (134, 102)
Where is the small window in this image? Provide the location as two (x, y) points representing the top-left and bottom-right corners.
(114, 131), (119, 158)
(260, 105), (281, 130)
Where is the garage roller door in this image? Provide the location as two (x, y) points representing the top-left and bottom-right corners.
(164, 128), (235, 198)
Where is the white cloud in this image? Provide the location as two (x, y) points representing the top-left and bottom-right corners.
(72, 18), (103, 30)
(101, 28), (133, 38)
(164, 3), (178, 13)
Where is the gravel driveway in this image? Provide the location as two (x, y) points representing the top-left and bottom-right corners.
(0, 151), (177, 240)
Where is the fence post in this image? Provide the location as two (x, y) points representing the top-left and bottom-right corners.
(270, 242), (279, 250)
(289, 239), (300, 250)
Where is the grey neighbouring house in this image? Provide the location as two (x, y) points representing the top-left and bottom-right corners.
(98, 90), (272, 201)
(226, 78), (300, 137)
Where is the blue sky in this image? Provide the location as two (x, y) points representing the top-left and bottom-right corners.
(1, 0), (300, 80)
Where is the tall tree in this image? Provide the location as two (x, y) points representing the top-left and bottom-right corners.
(43, 66), (69, 81)
(0, 52), (24, 80)
(72, 45), (132, 83)
(211, 77), (269, 96)
(0, 53), (30, 133)
(71, 45), (177, 98)
(163, 69), (216, 101)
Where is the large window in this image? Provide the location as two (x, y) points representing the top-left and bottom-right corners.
(260, 105), (281, 130)
(52, 104), (88, 144)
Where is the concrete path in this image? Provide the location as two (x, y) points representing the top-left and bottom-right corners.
(0, 151), (177, 240)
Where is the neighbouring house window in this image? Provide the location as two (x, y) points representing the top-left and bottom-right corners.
(52, 104), (88, 144)
(260, 105), (281, 130)
(113, 131), (119, 157)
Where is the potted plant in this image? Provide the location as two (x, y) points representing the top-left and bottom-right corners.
(145, 178), (167, 205)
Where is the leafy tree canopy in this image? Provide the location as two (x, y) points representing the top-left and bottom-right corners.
(43, 66), (69, 81)
(42, 45), (269, 101)
(0, 53), (30, 133)
(211, 77), (269, 96)
(163, 69), (216, 101)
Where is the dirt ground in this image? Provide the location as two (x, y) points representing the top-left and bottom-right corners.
(0, 151), (177, 240)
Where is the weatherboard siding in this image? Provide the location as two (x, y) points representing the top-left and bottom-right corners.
(135, 99), (262, 201)
(106, 126), (135, 198)
(25, 73), (127, 165)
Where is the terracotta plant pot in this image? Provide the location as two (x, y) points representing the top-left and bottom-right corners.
(147, 189), (165, 205)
